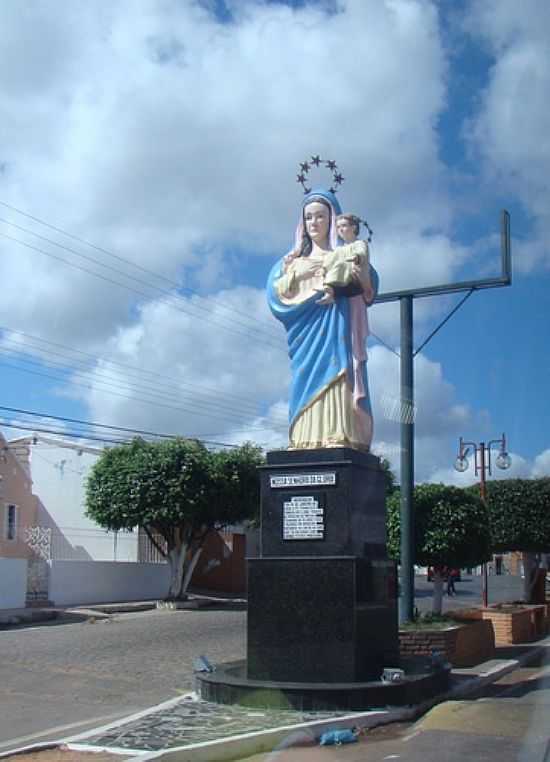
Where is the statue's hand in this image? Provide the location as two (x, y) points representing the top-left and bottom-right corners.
(315, 287), (335, 306)
(283, 249), (300, 271)
(297, 259), (324, 282)
(352, 261), (374, 304)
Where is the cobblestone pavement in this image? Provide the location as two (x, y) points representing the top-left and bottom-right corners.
(81, 694), (351, 752)
(0, 607), (246, 753)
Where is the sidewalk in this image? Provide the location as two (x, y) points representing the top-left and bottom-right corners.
(0, 590), (245, 628)
(10, 636), (543, 762)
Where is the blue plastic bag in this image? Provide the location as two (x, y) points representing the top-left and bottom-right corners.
(319, 728), (358, 746)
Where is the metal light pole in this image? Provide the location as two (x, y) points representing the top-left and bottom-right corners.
(399, 296), (415, 624)
(454, 434), (512, 607)
(375, 211), (512, 623)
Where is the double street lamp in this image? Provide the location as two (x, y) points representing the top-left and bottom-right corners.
(454, 433), (511, 607)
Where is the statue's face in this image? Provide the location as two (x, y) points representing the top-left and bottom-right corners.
(304, 201), (330, 245)
(336, 217), (357, 243)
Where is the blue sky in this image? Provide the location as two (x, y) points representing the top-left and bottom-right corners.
(1, 0), (549, 483)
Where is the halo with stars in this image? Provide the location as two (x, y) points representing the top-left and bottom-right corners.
(296, 155), (344, 195)
(296, 156), (374, 241)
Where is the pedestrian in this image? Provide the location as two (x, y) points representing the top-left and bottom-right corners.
(446, 569), (456, 596)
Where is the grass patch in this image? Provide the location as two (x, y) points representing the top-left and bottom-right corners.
(400, 612), (461, 631)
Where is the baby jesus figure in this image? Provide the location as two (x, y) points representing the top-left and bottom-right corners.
(316, 213), (373, 305)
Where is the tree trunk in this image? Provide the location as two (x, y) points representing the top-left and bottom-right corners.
(522, 552), (539, 603)
(181, 547), (203, 598)
(167, 543), (188, 600)
(432, 569), (444, 614)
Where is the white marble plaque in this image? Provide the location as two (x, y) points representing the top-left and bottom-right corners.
(270, 473), (336, 488)
(283, 496), (325, 540)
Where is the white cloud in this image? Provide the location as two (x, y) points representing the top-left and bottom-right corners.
(0, 0), (462, 354)
(79, 286), (289, 443)
(465, 0), (550, 271)
(532, 449), (550, 478)
(1, 0), (536, 482)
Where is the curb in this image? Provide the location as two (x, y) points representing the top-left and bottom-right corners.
(2, 643), (547, 762)
(0, 610), (59, 628)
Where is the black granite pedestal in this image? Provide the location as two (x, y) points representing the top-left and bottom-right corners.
(247, 448), (399, 684)
(196, 447), (449, 710)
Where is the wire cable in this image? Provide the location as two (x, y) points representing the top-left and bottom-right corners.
(0, 360), (286, 437)
(0, 345), (288, 430)
(0, 404), (251, 447)
(0, 230), (285, 352)
(0, 201), (284, 342)
(0, 340), (286, 425)
(413, 289), (475, 358)
(0, 325), (280, 412)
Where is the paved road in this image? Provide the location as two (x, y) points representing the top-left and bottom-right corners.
(0, 606), (246, 753)
(0, 574), (526, 754)
(414, 573), (525, 614)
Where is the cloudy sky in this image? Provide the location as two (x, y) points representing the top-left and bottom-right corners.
(1, 0), (549, 484)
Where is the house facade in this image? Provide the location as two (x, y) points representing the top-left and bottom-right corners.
(8, 434), (139, 561)
(0, 432), (37, 559)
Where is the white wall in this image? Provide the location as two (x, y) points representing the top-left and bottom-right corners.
(32, 446), (139, 562)
(48, 560), (170, 606)
(0, 558), (27, 609)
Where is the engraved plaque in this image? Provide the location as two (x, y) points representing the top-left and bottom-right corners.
(283, 495), (325, 540)
(270, 473), (336, 488)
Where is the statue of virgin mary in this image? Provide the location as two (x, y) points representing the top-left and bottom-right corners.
(267, 189), (378, 451)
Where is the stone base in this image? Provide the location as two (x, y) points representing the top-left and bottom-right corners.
(247, 556), (398, 683)
(197, 659), (451, 711)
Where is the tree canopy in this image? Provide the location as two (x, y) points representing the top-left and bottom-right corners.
(85, 437), (263, 598)
(387, 483), (491, 569)
(470, 478), (550, 552)
(387, 483), (491, 614)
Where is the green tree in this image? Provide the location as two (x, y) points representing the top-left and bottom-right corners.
(85, 438), (263, 599)
(473, 478), (550, 602)
(378, 457), (398, 497)
(387, 483), (491, 614)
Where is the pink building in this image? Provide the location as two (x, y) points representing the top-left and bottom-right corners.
(0, 432), (37, 559)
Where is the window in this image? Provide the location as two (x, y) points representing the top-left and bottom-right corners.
(4, 504), (17, 541)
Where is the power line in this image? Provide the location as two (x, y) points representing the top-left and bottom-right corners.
(0, 359), (286, 438)
(0, 419), (131, 446)
(0, 418), (241, 449)
(0, 215), (283, 347)
(0, 405), (177, 440)
(0, 341), (284, 425)
(0, 201), (284, 344)
(0, 405), (261, 448)
(0, 230), (285, 352)
(0, 335), (285, 423)
(0, 325), (281, 414)
(0, 346), (287, 430)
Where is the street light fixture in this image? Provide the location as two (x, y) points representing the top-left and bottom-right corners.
(454, 433), (511, 607)
(495, 451), (512, 470)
